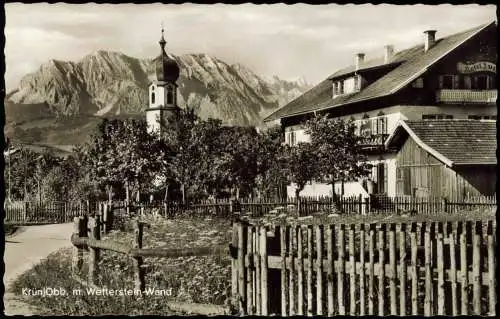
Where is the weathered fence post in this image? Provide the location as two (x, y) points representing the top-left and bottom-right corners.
(260, 225), (268, 316)
(487, 220), (496, 316)
(72, 217), (85, 273)
(88, 217), (100, 285)
(237, 220), (247, 315)
(472, 220), (482, 315)
(133, 219), (145, 292)
(231, 218), (239, 305)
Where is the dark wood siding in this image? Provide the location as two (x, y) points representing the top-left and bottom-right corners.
(396, 137), (496, 199)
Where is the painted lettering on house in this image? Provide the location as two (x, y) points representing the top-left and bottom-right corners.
(457, 61), (496, 74)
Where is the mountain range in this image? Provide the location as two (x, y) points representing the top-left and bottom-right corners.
(4, 50), (311, 149)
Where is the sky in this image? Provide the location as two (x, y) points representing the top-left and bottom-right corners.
(4, 3), (496, 91)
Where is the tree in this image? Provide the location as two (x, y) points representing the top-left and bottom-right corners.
(5, 148), (59, 201)
(254, 125), (287, 199)
(282, 142), (319, 201)
(77, 118), (160, 202)
(216, 126), (262, 199)
(305, 114), (370, 200)
(158, 108), (212, 203)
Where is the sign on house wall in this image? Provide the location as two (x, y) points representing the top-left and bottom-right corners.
(457, 61), (496, 74)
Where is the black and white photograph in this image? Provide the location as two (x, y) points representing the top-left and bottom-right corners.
(2, 3), (497, 317)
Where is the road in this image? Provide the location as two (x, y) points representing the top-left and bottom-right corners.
(3, 222), (74, 316)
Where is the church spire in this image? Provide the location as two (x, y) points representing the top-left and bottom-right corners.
(159, 22), (166, 51)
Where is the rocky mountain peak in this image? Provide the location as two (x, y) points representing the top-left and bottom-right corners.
(7, 50), (312, 128)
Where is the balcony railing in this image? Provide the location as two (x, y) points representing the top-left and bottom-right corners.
(435, 89), (497, 104)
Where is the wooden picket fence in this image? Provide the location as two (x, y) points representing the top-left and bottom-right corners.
(231, 215), (496, 316)
(3, 200), (90, 224)
(119, 194), (496, 218)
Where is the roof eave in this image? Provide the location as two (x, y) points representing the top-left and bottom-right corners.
(385, 120), (454, 167)
(452, 162), (497, 166)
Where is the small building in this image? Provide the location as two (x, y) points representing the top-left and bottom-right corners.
(385, 119), (496, 199)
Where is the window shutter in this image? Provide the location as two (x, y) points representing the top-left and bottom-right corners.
(438, 75), (444, 89)
(383, 162), (388, 194)
(371, 118), (377, 135)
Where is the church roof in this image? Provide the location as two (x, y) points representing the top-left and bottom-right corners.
(155, 28), (180, 82)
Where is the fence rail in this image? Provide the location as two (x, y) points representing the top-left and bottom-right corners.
(232, 216), (496, 316)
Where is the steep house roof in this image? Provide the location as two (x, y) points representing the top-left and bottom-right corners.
(264, 21), (495, 122)
(385, 120), (497, 166)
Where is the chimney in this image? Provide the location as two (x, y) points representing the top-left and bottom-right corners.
(384, 45), (394, 63)
(355, 53), (365, 71)
(423, 30), (437, 52)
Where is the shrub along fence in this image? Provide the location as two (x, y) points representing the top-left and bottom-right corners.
(231, 215), (496, 316)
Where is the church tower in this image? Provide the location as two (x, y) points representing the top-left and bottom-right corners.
(146, 27), (181, 135)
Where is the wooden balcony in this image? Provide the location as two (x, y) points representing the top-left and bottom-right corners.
(435, 89), (497, 104)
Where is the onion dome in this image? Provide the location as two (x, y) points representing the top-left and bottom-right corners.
(155, 28), (180, 82)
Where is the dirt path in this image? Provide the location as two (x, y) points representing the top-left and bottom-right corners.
(3, 222), (74, 316)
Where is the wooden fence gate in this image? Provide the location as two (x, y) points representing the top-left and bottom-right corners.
(231, 216), (496, 316)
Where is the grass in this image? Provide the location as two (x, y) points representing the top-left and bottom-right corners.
(10, 215), (233, 316)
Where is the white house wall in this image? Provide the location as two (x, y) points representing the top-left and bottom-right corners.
(287, 181), (369, 198)
(284, 126), (311, 143)
(146, 111), (161, 134)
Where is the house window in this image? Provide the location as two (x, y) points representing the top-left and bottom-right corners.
(354, 76), (360, 91)
(286, 131), (297, 146)
(371, 162), (388, 194)
(338, 81), (344, 95)
(468, 115), (497, 120)
(472, 75), (489, 90)
(439, 75), (460, 89)
(422, 114), (454, 120)
(376, 115), (388, 135)
(463, 76), (472, 89)
(412, 77), (424, 88)
(488, 75), (496, 89)
(440, 75), (454, 89)
(151, 92), (155, 104)
(333, 82), (340, 96)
